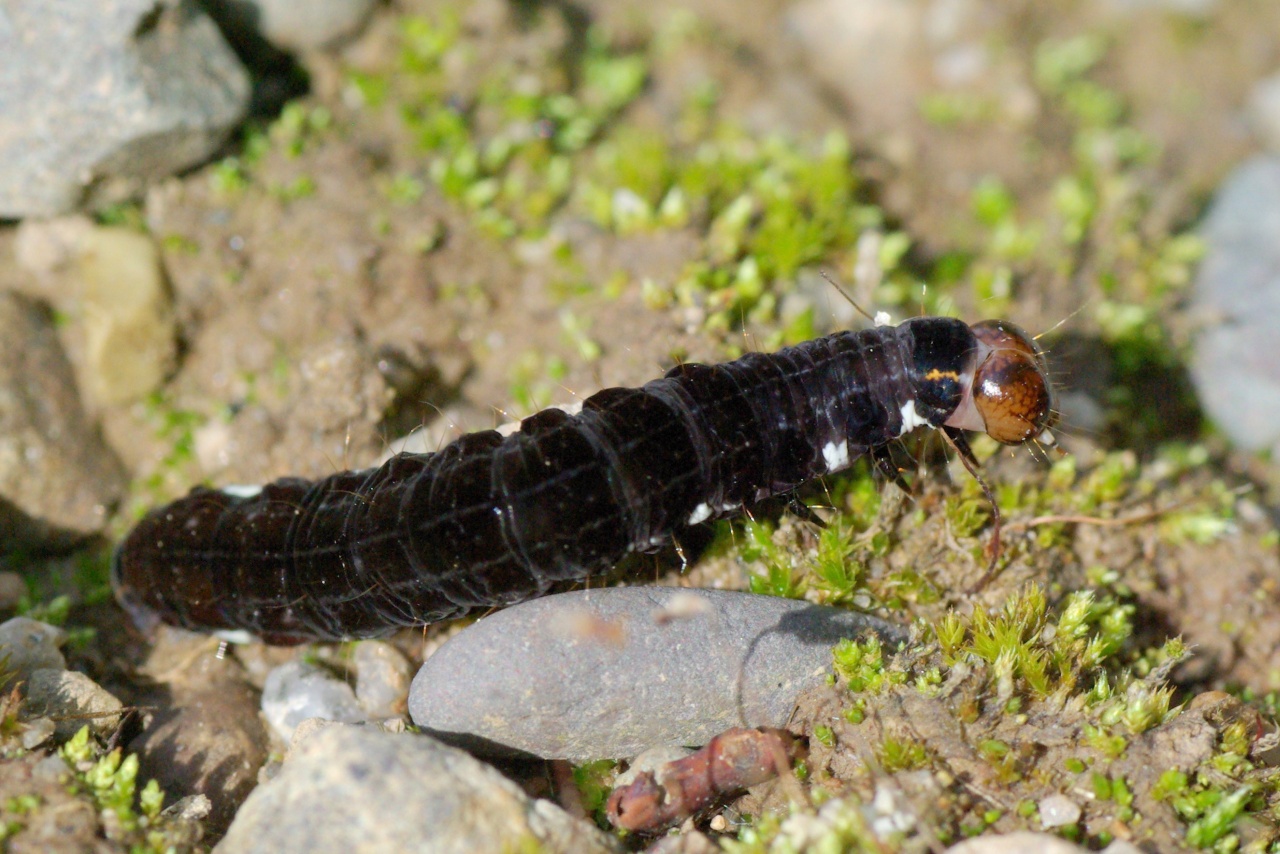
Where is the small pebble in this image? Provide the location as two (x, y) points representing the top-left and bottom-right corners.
(865, 783), (917, 838)
(0, 294), (126, 546)
(1097, 0), (1217, 16)
(23, 669), (123, 740)
(352, 640), (413, 719)
(1189, 154), (1280, 453)
(1100, 842), (1146, 854)
(261, 660), (366, 742)
(945, 831), (1091, 854)
(161, 794), (213, 822)
(410, 586), (907, 761)
(9, 222), (179, 406)
(74, 226), (177, 405)
(217, 724), (616, 854)
(1247, 70), (1280, 152)
(205, 0), (377, 52)
(0, 618), (66, 691)
(20, 717), (57, 749)
(1036, 793), (1081, 828)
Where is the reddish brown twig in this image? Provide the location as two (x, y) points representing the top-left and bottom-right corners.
(606, 727), (805, 833)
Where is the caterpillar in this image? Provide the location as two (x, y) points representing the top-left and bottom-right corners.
(112, 316), (1054, 644)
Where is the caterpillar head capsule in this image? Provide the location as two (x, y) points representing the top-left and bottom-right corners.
(946, 320), (1055, 445)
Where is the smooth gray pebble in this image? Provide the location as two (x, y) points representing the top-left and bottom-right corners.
(352, 640), (413, 719)
(409, 586), (907, 762)
(23, 669), (122, 740)
(0, 617), (66, 691)
(261, 661), (365, 742)
(1190, 154), (1280, 453)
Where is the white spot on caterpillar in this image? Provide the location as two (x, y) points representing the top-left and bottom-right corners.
(874, 311), (892, 327)
(822, 439), (850, 472)
(687, 501), (740, 525)
(222, 484), (263, 499)
(898, 400), (929, 435)
(687, 503), (714, 525)
(380, 402), (587, 460)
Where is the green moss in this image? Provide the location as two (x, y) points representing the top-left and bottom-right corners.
(1183, 785), (1255, 849)
(808, 526), (866, 606)
(344, 9), (918, 338)
(557, 309), (602, 363)
(1152, 770), (1189, 801)
(570, 759), (616, 824)
(95, 201), (148, 231)
(877, 736), (930, 772)
(507, 351), (569, 415)
(832, 636), (900, 694)
(918, 91), (1001, 127)
(945, 495), (991, 540)
(269, 103), (333, 159)
(16, 593), (70, 627)
(1082, 725), (1128, 759)
(53, 727), (189, 851)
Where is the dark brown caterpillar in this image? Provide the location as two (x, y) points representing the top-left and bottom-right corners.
(112, 317), (1054, 644)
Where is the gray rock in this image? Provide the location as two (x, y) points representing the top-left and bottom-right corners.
(0, 617), (66, 691)
(410, 587), (908, 761)
(0, 292), (126, 548)
(352, 640), (413, 719)
(261, 660), (365, 742)
(1189, 155), (1280, 453)
(216, 725), (618, 854)
(23, 668), (123, 740)
(0, 0), (250, 217)
(1094, 0), (1216, 14)
(205, 0), (377, 52)
(944, 832), (1092, 853)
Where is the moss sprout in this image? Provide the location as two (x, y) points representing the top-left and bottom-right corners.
(877, 736), (930, 773)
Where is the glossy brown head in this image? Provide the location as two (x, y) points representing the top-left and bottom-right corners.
(965, 319), (1055, 444)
